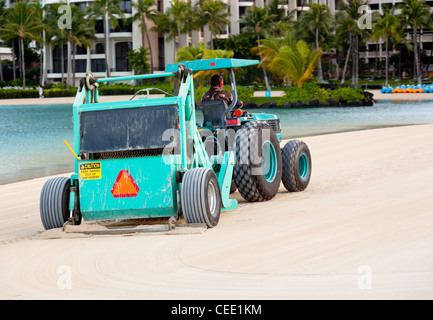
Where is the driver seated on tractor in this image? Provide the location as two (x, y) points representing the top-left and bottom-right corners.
(200, 74), (243, 112)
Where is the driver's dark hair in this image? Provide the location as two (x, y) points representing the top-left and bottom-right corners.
(210, 74), (222, 87)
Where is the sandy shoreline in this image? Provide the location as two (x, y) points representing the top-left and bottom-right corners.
(0, 89), (433, 106)
(370, 89), (433, 102)
(1, 124), (433, 299)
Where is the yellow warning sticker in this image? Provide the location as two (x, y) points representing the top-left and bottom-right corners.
(79, 162), (101, 180)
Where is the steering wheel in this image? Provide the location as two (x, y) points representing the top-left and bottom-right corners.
(129, 88), (175, 100)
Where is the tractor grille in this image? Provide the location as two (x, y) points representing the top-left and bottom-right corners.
(91, 148), (165, 160)
(265, 119), (281, 134)
(80, 104), (178, 154)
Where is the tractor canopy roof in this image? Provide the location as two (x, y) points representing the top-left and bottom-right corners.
(94, 58), (260, 85)
(165, 58), (260, 73)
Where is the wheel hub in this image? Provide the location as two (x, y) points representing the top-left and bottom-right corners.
(261, 140), (277, 182)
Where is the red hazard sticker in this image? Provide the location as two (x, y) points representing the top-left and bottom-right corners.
(111, 170), (139, 198)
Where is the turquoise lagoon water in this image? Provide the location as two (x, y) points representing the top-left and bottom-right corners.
(0, 104), (74, 185)
(1, 101), (433, 185)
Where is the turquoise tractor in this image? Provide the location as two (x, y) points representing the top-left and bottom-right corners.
(40, 58), (312, 230)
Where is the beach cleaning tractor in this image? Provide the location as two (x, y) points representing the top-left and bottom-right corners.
(39, 58), (312, 230)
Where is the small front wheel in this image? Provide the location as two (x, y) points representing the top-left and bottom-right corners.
(40, 177), (71, 230)
(181, 168), (222, 228)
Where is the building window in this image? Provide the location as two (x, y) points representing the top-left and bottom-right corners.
(95, 20), (104, 34)
(423, 42), (433, 50)
(95, 43), (104, 54)
(368, 44), (377, 51)
(111, 19), (132, 33)
(239, 6), (246, 31)
(73, 2), (86, 11)
(335, 0), (343, 9)
(120, 0), (132, 13)
(91, 59), (106, 72)
(75, 59), (87, 73)
(52, 44), (67, 73)
(115, 42), (132, 71)
(76, 45), (87, 55)
(158, 37), (165, 71)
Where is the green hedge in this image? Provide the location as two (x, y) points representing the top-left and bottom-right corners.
(0, 82), (252, 101)
(44, 88), (77, 97)
(274, 82), (366, 105)
(195, 83), (367, 106)
(193, 85), (254, 103)
(0, 89), (39, 99)
(0, 86), (143, 99)
(0, 88), (79, 99)
(0, 81), (367, 106)
(0, 81), (176, 99)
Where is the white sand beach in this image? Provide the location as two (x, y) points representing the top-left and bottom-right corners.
(0, 124), (433, 299)
(369, 89), (433, 102)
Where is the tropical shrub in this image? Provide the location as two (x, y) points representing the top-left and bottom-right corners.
(276, 82), (367, 105)
(328, 86), (366, 103)
(193, 85), (254, 105)
(127, 47), (150, 75)
(0, 89), (38, 99)
(263, 40), (323, 89)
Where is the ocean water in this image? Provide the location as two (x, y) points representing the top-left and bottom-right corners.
(258, 101), (433, 138)
(1, 101), (433, 185)
(0, 105), (74, 185)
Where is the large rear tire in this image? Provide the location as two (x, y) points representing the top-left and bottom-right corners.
(234, 121), (282, 202)
(229, 179), (237, 194)
(282, 140), (312, 192)
(181, 167), (222, 228)
(40, 177), (70, 230)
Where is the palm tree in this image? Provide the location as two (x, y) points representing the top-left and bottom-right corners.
(336, 0), (371, 85)
(255, 24), (296, 82)
(152, 0), (196, 62)
(87, 0), (124, 78)
(267, 0), (294, 34)
(176, 41), (205, 87)
(372, 11), (399, 86)
(195, 0), (230, 51)
(423, 11), (433, 77)
(176, 41), (205, 62)
(392, 21), (412, 81)
(297, 3), (333, 82)
(132, 0), (156, 73)
(336, 17), (356, 84)
(69, 5), (96, 87)
(127, 46), (150, 74)
(29, 0), (46, 86)
(239, 5), (276, 91)
(401, 0), (430, 86)
(369, 9), (384, 81)
(0, 0), (6, 81)
(151, 13), (176, 62)
(194, 48), (234, 85)
(0, 1), (44, 89)
(44, 2), (69, 85)
(268, 40), (322, 89)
